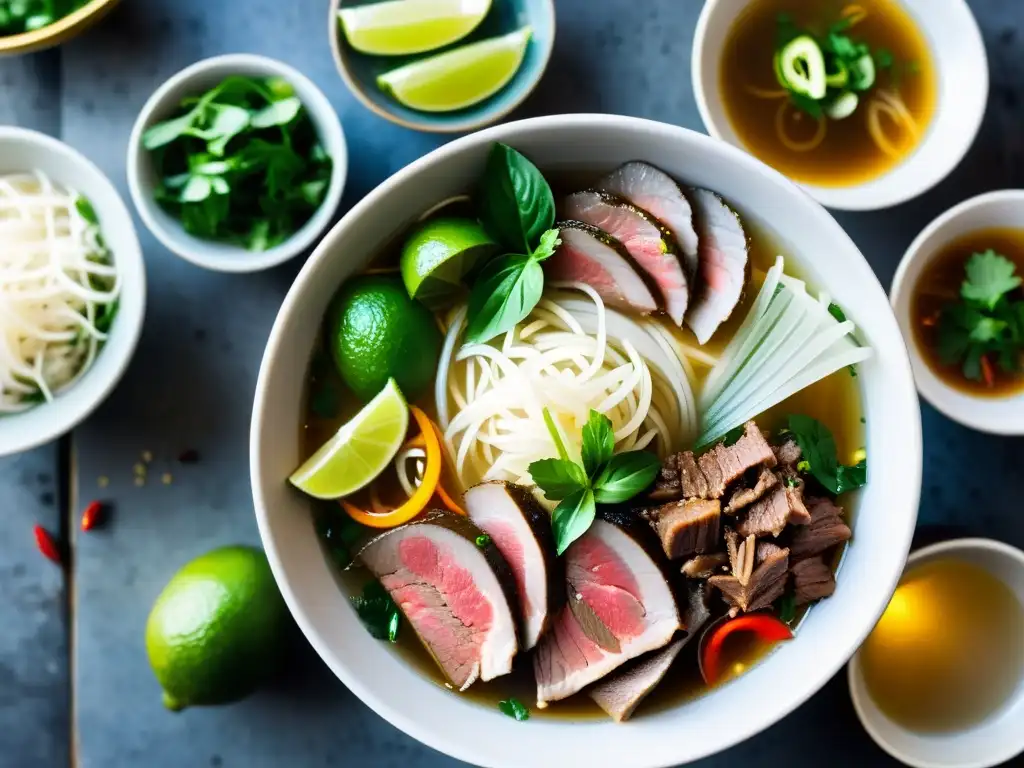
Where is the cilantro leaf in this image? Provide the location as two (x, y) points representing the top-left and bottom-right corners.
(580, 410), (615, 477)
(961, 250), (1022, 310)
(498, 698), (530, 721)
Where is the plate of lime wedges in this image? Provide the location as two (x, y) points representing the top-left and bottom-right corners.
(329, 0), (555, 132)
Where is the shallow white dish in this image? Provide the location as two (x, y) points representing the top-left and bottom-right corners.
(0, 127), (146, 457)
(250, 114), (922, 768)
(691, 0), (987, 211)
(890, 190), (1024, 434)
(127, 53), (347, 274)
(849, 538), (1024, 768)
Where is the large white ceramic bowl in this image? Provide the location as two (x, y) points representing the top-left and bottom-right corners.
(0, 127), (145, 458)
(692, 0), (987, 211)
(891, 190), (1024, 434)
(250, 115), (922, 768)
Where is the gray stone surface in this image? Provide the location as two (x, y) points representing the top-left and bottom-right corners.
(0, 0), (1020, 766)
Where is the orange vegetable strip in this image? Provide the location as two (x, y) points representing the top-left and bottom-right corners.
(701, 614), (793, 686)
(341, 406), (441, 528)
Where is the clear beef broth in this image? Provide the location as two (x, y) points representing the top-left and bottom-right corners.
(300, 184), (863, 720)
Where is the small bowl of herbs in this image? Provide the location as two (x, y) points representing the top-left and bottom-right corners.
(892, 190), (1024, 434)
(128, 54), (347, 273)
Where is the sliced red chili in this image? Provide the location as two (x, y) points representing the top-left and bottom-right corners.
(80, 501), (103, 532)
(701, 613), (793, 686)
(33, 524), (62, 565)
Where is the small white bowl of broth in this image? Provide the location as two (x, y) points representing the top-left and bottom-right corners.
(692, 0), (987, 211)
(891, 190), (1024, 434)
(849, 538), (1024, 768)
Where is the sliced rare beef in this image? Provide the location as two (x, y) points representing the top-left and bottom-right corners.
(736, 483), (810, 538)
(589, 580), (713, 721)
(533, 510), (681, 707)
(685, 188), (749, 345)
(681, 552), (729, 578)
(791, 556), (836, 605)
(642, 498), (720, 561)
(359, 510), (519, 691)
(789, 497), (852, 560)
(465, 482), (563, 650)
(597, 161), (700, 278)
(547, 221), (658, 315)
(724, 467), (779, 515)
(563, 190), (690, 324)
(709, 540), (789, 613)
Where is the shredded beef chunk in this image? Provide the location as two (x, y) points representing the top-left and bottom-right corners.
(681, 552), (729, 578)
(724, 467), (778, 515)
(737, 483), (812, 538)
(643, 499), (720, 560)
(697, 421), (776, 498)
(773, 439), (801, 468)
(649, 453), (682, 501)
(784, 482), (811, 526)
(709, 543), (789, 613)
(790, 497), (852, 560)
(791, 556), (836, 604)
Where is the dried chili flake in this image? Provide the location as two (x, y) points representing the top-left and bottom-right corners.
(33, 525), (62, 565)
(80, 501), (103, 532)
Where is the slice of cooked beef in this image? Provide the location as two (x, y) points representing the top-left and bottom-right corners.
(597, 161), (700, 278)
(756, 540), (786, 562)
(564, 190), (690, 324)
(589, 638), (685, 722)
(680, 451), (712, 498)
(681, 552), (729, 578)
(791, 556), (836, 605)
(784, 482), (811, 526)
(685, 188), (749, 344)
(533, 510), (681, 707)
(547, 221), (658, 315)
(642, 499), (720, 561)
(790, 497), (852, 560)
(709, 544), (789, 613)
(589, 579), (713, 722)
(724, 467), (779, 515)
(465, 481), (563, 650)
(737, 483), (811, 538)
(359, 510), (519, 690)
(649, 453), (682, 501)
(697, 421), (776, 498)
(773, 439), (802, 468)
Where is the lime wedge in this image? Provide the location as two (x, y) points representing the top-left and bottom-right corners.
(339, 0), (491, 56)
(290, 378), (408, 499)
(401, 217), (499, 307)
(377, 27), (532, 112)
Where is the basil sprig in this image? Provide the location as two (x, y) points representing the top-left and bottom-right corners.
(529, 410), (661, 555)
(464, 144), (560, 344)
(786, 414), (866, 495)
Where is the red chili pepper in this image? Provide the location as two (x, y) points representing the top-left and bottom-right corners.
(80, 501), (103, 532)
(701, 613), (793, 686)
(980, 354), (995, 388)
(33, 524), (62, 565)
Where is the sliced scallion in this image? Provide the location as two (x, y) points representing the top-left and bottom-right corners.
(847, 53), (876, 91)
(779, 36), (827, 100)
(825, 59), (849, 89)
(824, 91), (859, 120)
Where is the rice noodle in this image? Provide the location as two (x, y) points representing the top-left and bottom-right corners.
(0, 171), (118, 413)
(776, 100), (828, 153)
(840, 3), (868, 26)
(867, 89), (918, 159)
(435, 284), (696, 489)
(744, 84), (789, 100)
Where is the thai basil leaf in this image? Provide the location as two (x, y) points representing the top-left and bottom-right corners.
(786, 414), (867, 495)
(552, 488), (596, 556)
(592, 451), (661, 504)
(529, 458), (588, 501)
(464, 254), (544, 344)
(580, 410), (614, 478)
(351, 581), (401, 642)
(478, 143), (555, 253)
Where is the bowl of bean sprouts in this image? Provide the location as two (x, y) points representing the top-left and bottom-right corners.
(0, 126), (145, 457)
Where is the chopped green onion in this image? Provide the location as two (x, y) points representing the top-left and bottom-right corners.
(824, 59), (849, 89)
(847, 53), (876, 91)
(824, 91), (859, 120)
(779, 36), (827, 100)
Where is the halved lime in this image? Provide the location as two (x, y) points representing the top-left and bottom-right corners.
(339, 0), (491, 56)
(290, 378), (408, 499)
(377, 27), (532, 112)
(401, 217), (498, 307)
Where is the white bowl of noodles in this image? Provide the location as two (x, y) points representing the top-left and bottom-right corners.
(0, 127), (145, 457)
(251, 115), (921, 767)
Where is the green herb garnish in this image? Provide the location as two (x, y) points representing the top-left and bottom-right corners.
(475, 534), (491, 548)
(464, 144), (560, 343)
(142, 76), (332, 251)
(498, 697), (530, 721)
(935, 250), (1024, 383)
(786, 414), (867, 496)
(776, 591), (798, 624)
(529, 409), (660, 554)
(351, 581), (401, 643)
(316, 509), (363, 569)
(0, 0), (90, 35)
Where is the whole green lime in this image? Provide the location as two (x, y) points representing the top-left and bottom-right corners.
(145, 546), (289, 712)
(327, 274), (442, 402)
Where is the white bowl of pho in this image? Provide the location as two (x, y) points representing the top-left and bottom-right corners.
(692, 0), (987, 211)
(250, 114), (921, 767)
(0, 127), (144, 457)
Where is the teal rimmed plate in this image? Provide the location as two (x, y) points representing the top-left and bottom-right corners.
(328, 0), (555, 133)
